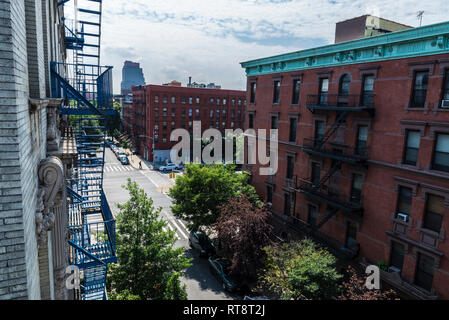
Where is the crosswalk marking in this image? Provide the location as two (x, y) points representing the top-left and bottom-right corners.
(171, 218), (188, 239)
(104, 164), (136, 172)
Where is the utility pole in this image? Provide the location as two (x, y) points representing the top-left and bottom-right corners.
(417, 11), (424, 27)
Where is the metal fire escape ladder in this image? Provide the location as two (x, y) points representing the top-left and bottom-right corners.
(316, 111), (348, 149)
(54, 0), (115, 301)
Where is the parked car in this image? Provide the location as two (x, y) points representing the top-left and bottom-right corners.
(159, 163), (182, 172)
(243, 295), (269, 300)
(208, 256), (244, 293)
(116, 152), (126, 160)
(189, 230), (216, 257)
(119, 156), (129, 165)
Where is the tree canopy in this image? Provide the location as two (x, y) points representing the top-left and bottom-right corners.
(260, 239), (342, 300)
(107, 179), (192, 300)
(214, 195), (273, 279)
(169, 163), (261, 231)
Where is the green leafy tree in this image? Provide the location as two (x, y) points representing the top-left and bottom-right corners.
(169, 163), (261, 231)
(108, 289), (140, 300)
(107, 179), (192, 300)
(164, 272), (188, 300)
(260, 239), (342, 300)
(107, 102), (122, 136)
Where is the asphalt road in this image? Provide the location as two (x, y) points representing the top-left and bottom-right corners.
(102, 147), (237, 300)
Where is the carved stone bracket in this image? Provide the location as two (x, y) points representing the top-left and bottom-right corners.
(46, 99), (64, 152)
(35, 156), (64, 247)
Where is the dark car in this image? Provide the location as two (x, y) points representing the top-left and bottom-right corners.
(189, 231), (215, 257)
(208, 256), (244, 293)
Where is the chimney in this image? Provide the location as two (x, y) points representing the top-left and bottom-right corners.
(188, 76), (192, 86)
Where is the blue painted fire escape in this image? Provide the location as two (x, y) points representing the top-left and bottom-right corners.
(52, 0), (116, 300)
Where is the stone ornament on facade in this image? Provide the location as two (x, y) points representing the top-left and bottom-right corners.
(35, 156), (64, 247)
(46, 99), (64, 152)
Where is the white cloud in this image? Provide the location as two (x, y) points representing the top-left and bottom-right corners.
(68, 0), (449, 93)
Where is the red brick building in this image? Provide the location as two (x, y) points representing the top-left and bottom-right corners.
(123, 83), (246, 163)
(241, 20), (449, 299)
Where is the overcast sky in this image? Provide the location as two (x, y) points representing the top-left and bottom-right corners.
(93, 0), (449, 93)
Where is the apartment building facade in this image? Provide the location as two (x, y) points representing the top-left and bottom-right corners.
(124, 84), (246, 164)
(241, 21), (449, 299)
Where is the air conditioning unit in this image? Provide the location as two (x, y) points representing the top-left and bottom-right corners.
(442, 100), (449, 109)
(396, 212), (409, 222)
(388, 266), (401, 274)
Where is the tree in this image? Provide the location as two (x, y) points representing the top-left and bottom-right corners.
(213, 195), (273, 279)
(260, 239), (342, 300)
(169, 163), (261, 231)
(164, 272), (188, 300)
(338, 266), (398, 300)
(107, 102), (122, 137)
(107, 179), (192, 300)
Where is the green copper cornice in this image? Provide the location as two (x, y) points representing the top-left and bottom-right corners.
(240, 20), (449, 76)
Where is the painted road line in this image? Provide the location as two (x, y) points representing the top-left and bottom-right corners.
(177, 219), (188, 232)
(169, 217), (188, 239)
(166, 223), (179, 239)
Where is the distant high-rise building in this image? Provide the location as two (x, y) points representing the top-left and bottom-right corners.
(120, 60), (146, 96)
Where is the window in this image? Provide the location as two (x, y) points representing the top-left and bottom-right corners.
(163, 134), (167, 143)
(222, 110), (226, 118)
(314, 120), (325, 144)
(442, 69), (449, 105)
(163, 95), (168, 104)
(231, 110), (235, 119)
(267, 185), (273, 203)
(216, 109), (220, 118)
(210, 110), (214, 118)
(232, 98), (235, 106)
(223, 98), (227, 105)
(308, 205), (317, 226)
(195, 108), (200, 118)
(403, 130), (420, 166)
(196, 96), (200, 104)
(154, 107), (159, 117)
(319, 78), (329, 105)
(339, 74), (351, 97)
(396, 186), (412, 220)
(415, 253), (435, 291)
(189, 96), (193, 104)
(171, 121), (175, 129)
(154, 134), (159, 143)
(311, 162), (321, 186)
(188, 121), (192, 129)
(433, 133), (449, 172)
(271, 116), (278, 130)
(215, 121), (219, 129)
(210, 97), (214, 104)
(248, 113), (254, 129)
(273, 81), (280, 104)
(345, 221), (357, 249)
(411, 71), (429, 108)
(222, 122), (226, 128)
(286, 155), (294, 179)
(154, 95), (159, 103)
(163, 107), (167, 117)
(237, 110), (241, 119)
(356, 125), (368, 155)
(181, 109), (186, 117)
(390, 241), (405, 271)
(154, 123), (159, 131)
(292, 79), (301, 104)
(423, 194), (445, 233)
(362, 75), (375, 106)
(350, 174), (363, 203)
(238, 99), (242, 106)
(181, 96), (186, 104)
(284, 193), (291, 216)
(250, 82), (256, 104)
(289, 118), (297, 142)
(171, 96), (176, 104)
(188, 109), (193, 117)
(162, 121), (167, 130)
(230, 121), (234, 128)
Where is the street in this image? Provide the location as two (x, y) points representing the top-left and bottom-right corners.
(102, 148), (236, 300)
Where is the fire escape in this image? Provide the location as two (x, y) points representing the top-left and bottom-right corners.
(52, 0), (116, 300)
(291, 91), (375, 234)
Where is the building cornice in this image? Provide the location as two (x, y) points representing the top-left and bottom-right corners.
(240, 21), (449, 76)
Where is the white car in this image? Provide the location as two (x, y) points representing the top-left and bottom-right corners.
(159, 163), (182, 172)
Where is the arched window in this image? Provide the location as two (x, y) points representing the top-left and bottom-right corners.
(339, 74), (351, 96)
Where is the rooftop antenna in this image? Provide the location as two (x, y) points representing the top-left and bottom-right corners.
(417, 11), (424, 27)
